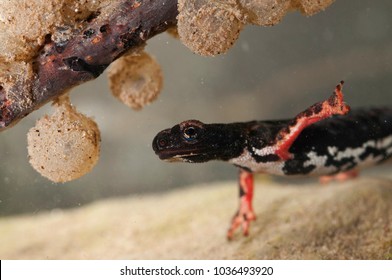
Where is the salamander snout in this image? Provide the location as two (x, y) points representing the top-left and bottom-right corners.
(152, 120), (206, 161)
(152, 128), (172, 153)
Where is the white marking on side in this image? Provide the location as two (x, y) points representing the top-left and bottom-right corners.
(252, 146), (276, 156)
(230, 135), (392, 177)
(327, 146), (338, 156)
(230, 149), (285, 175)
(303, 151), (336, 175)
(310, 135), (392, 175)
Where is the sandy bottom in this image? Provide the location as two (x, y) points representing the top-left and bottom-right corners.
(1, 176), (392, 259)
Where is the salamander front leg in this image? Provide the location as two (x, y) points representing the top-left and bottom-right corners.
(227, 169), (256, 240)
(275, 81), (350, 160)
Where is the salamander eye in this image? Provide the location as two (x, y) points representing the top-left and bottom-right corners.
(183, 126), (198, 140)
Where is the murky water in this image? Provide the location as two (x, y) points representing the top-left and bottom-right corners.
(1, 0), (391, 216)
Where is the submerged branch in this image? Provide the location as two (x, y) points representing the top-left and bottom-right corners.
(0, 0), (178, 130)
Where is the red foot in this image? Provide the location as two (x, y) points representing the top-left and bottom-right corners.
(227, 169), (256, 240)
(275, 81), (350, 160)
(319, 169), (359, 184)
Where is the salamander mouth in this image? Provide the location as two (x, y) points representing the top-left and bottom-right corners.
(156, 149), (206, 162)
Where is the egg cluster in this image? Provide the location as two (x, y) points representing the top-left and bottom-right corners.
(0, 0), (163, 182)
(0, 0), (117, 63)
(1, 0), (336, 182)
(177, 0), (335, 56)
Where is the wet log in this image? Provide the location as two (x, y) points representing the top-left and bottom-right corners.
(0, 0), (178, 130)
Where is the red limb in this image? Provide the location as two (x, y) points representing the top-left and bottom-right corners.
(319, 169), (359, 184)
(227, 169), (256, 240)
(275, 81), (350, 160)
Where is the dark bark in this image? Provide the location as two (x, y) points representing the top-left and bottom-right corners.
(0, 0), (178, 130)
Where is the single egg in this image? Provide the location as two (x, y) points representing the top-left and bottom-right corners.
(27, 96), (100, 183)
(107, 51), (163, 110)
(177, 0), (244, 56)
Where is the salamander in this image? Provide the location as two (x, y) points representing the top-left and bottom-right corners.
(152, 82), (392, 239)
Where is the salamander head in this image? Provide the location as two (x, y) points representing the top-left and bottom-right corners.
(152, 120), (246, 163)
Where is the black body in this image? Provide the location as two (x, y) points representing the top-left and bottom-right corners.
(153, 108), (392, 175)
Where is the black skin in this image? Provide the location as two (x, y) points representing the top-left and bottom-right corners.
(153, 108), (392, 174)
(153, 106), (392, 239)
(152, 120), (248, 162)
